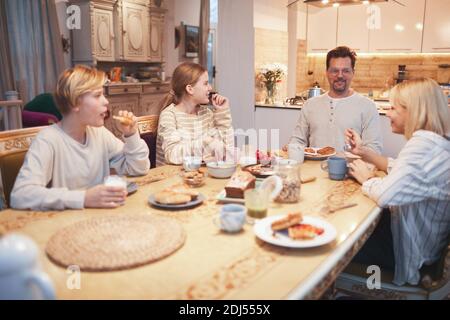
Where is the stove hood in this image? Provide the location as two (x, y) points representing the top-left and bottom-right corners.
(303, 0), (389, 8)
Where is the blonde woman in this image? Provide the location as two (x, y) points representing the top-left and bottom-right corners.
(156, 62), (234, 166)
(345, 78), (450, 286)
(11, 65), (150, 211)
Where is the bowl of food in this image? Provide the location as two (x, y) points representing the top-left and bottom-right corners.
(206, 161), (237, 179)
(183, 170), (205, 187)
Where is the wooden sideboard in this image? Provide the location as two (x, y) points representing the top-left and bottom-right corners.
(70, 0), (166, 65)
(104, 82), (169, 137)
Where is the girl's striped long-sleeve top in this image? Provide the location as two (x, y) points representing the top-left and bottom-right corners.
(156, 104), (234, 166)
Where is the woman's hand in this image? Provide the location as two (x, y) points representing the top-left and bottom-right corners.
(115, 110), (137, 137)
(84, 185), (127, 208)
(348, 159), (375, 184)
(211, 94), (230, 110)
(345, 128), (365, 156)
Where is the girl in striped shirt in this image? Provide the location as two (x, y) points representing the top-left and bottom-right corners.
(345, 78), (450, 286)
(156, 62), (234, 166)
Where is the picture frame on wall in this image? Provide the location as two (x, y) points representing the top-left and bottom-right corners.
(184, 25), (199, 58)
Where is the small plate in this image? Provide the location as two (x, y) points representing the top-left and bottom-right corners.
(148, 194), (205, 210)
(216, 179), (263, 204)
(253, 215), (337, 248)
(216, 190), (245, 204)
(246, 165), (276, 178)
(304, 147), (336, 160)
(127, 182), (138, 195)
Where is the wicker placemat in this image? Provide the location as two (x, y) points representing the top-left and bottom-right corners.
(46, 215), (186, 271)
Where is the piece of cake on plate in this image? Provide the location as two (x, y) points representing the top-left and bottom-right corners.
(224, 171), (256, 198)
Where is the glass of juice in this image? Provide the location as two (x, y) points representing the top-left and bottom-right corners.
(244, 189), (269, 224)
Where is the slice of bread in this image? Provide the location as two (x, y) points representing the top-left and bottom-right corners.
(288, 224), (324, 240)
(154, 191), (191, 204)
(271, 212), (303, 231)
(168, 184), (199, 200)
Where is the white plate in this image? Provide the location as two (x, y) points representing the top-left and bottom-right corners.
(216, 179), (263, 204)
(148, 194), (205, 210)
(253, 215), (337, 248)
(304, 147), (336, 160)
(216, 190), (245, 204)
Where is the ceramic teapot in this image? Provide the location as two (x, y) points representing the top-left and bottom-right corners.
(0, 233), (55, 299)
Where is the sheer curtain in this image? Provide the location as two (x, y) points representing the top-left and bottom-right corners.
(0, 0), (15, 100)
(5, 0), (65, 103)
(199, 0), (210, 68)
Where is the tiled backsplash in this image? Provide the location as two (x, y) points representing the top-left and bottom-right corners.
(296, 40), (450, 95)
(254, 28), (288, 102)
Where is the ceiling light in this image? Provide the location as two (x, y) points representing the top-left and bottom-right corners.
(362, 0), (370, 4)
(321, 0), (329, 4)
(395, 24), (405, 32)
(332, 2), (340, 8)
(415, 23), (423, 30)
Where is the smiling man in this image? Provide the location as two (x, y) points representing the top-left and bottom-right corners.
(287, 46), (383, 154)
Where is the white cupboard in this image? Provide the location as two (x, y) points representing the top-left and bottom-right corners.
(306, 5), (338, 53)
(422, 0), (450, 53)
(336, 5), (369, 52)
(369, 0), (426, 53)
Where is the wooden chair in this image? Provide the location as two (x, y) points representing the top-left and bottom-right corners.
(334, 235), (450, 300)
(136, 115), (159, 169)
(0, 126), (45, 208)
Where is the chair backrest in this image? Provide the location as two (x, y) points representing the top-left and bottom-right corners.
(0, 126), (44, 207)
(136, 115), (158, 169)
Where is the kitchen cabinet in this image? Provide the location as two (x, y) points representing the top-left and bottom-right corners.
(422, 0), (450, 53)
(120, 0), (149, 61)
(255, 106), (300, 148)
(104, 93), (140, 137)
(70, 0), (166, 64)
(369, 0), (425, 53)
(306, 5), (338, 53)
(140, 93), (166, 115)
(148, 9), (165, 62)
(336, 5), (369, 53)
(140, 83), (169, 115)
(104, 83), (169, 138)
(71, 0), (117, 64)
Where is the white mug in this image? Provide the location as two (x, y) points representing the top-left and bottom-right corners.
(0, 233), (55, 300)
(213, 204), (247, 233)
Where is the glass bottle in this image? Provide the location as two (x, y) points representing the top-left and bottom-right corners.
(274, 161), (301, 203)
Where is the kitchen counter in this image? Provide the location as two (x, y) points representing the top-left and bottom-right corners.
(256, 100), (391, 115)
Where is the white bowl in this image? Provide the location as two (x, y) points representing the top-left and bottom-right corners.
(206, 161), (237, 179)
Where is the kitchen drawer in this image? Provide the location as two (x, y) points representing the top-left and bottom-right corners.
(106, 85), (142, 95)
(142, 84), (170, 94)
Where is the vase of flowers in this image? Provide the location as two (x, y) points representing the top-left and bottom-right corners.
(257, 63), (287, 105)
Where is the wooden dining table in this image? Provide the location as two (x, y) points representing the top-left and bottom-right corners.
(0, 160), (382, 300)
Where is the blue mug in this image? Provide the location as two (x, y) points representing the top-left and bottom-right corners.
(321, 156), (348, 180)
(213, 204), (247, 233)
